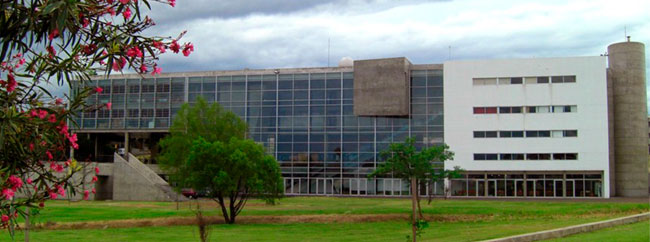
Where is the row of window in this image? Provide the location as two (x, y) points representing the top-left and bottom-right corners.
(473, 75), (576, 86)
(474, 153), (578, 160)
(474, 130), (578, 138)
(473, 105), (577, 114)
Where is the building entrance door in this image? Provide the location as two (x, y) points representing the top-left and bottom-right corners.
(554, 180), (563, 197)
(487, 180), (496, 197)
(515, 179), (524, 197)
(477, 180), (486, 196)
(316, 178), (335, 194)
(325, 179), (334, 195)
(565, 180), (575, 197)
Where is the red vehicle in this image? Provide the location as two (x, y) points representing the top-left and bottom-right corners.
(181, 188), (197, 198)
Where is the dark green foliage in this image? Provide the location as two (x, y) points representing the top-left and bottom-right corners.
(371, 138), (457, 182)
(158, 97), (283, 224)
(158, 96), (248, 183)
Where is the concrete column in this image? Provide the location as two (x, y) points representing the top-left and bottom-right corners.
(607, 41), (649, 197)
(562, 173), (566, 197)
(484, 173), (488, 196)
(523, 173), (527, 197)
(124, 132), (129, 161)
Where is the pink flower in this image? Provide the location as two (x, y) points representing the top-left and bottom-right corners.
(47, 45), (56, 57)
(49, 191), (58, 199)
(68, 133), (78, 145)
(153, 41), (166, 53)
(106, 102), (112, 110)
(95, 87), (103, 93)
(92, 188), (96, 194)
(39, 202), (44, 208)
(26, 178), (32, 185)
(50, 162), (64, 172)
(151, 65), (162, 76)
(2, 189), (14, 200)
(6, 73), (16, 93)
(1, 214), (8, 222)
(126, 46), (142, 58)
(57, 185), (65, 197)
(182, 43), (194, 57)
(29, 143), (34, 151)
(8, 175), (23, 190)
(38, 109), (48, 119)
(82, 16), (90, 28)
(168, 0), (176, 7)
(95, 167), (100, 174)
(112, 56), (126, 71)
(48, 28), (59, 41)
(48, 114), (57, 123)
(46, 150), (53, 160)
(55, 98), (63, 105)
(122, 8), (131, 20)
(64, 159), (71, 166)
(120, 0), (130, 4)
(30, 110), (38, 118)
(91, 176), (98, 183)
(83, 190), (90, 200)
(169, 40), (180, 53)
(139, 64), (148, 73)
(106, 7), (116, 16)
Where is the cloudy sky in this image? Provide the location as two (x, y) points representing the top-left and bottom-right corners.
(137, 0), (650, 105)
(47, 0), (650, 104)
(143, 0), (649, 72)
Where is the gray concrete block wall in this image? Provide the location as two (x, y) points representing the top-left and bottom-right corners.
(353, 57), (411, 116)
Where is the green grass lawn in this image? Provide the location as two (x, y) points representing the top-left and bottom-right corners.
(22, 197), (649, 224)
(6, 217), (630, 242)
(0, 197), (647, 242)
(544, 220), (650, 242)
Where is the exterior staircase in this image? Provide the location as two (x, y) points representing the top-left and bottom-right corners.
(112, 153), (187, 201)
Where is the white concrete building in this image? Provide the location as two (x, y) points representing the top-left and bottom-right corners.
(445, 57), (610, 198)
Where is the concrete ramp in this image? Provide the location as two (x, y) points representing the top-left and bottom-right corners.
(112, 153), (187, 201)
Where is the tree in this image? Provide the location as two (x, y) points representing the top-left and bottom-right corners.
(0, 0), (190, 235)
(159, 97), (283, 224)
(186, 137), (283, 224)
(369, 138), (461, 242)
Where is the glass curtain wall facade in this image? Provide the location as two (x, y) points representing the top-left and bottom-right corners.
(74, 69), (445, 196)
(450, 172), (603, 197)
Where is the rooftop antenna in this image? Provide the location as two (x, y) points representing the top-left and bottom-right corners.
(327, 37), (331, 67)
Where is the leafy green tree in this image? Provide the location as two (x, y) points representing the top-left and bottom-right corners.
(159, 97), (283, 224)
(369, 138), (461, 242)
(185, 137), (283, 224)
(158, 96), (247, 180)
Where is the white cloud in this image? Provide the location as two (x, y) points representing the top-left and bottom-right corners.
(140, 0), (650, 109)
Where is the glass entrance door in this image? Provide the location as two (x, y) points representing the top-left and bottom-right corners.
(554, 180), (563, 197)
(487, 180), (496, 197)
(515, 179), (524, 197)
(477, 180), (486, 196)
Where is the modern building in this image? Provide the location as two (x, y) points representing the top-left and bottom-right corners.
(72, 41), (648, 200)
